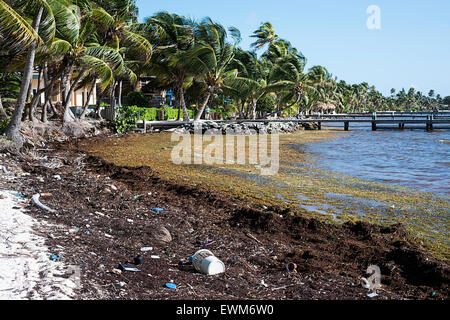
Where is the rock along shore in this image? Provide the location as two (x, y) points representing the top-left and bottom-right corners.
(175, 121), (319, 135)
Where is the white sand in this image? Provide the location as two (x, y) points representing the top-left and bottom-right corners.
(0, 190), (78, 300)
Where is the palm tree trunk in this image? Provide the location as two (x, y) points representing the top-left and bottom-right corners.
(179, 87), (190, 122)
(194, 91), (212, 121)
(22, 77), (34, 122)
(4, 7), (43, 144)
(117, 80), (123, 108)
(29, 65), (42, 122)
(0, 94), (8, 121)
(41, 62), (50, 123)
(96, 88), (103, 120)
(63, 67), (86, 122)
(30, 70), (60, 123)
(80, 81), (96, 120)
(249, 100), (257, 120)
(266, 93), (301, 118)
(176, 87), (182, 121)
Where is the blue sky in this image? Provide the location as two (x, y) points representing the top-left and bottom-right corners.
(136, 0), (450, 97)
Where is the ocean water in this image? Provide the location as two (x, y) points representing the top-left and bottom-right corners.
(307, 127), (450, 196)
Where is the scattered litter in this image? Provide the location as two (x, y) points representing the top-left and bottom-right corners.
(84, 230), (90, 235)
(191, 249), (225, 275)
(286, 262), (297, 272)
(104, 233), (113, 238)
(111, 268), (122, 275)
(80, 259), (88, 265)
(31, 194), (56, 213)
(40, 193), (53, 197)
(127, 219), (134, 223)
(95, 211), (105, 217)
(152, 208), (164, 213)
(361, 277), (370, 289)
(150, 255), (160, 259)
(367, 292), (378, 298)
(132, 195), (141, 200)
(165, 283), (177, 290)
(9, 191), (24, 198)
(246, 232), (262, 244)
(118, 264), (141, 272)
(260, 280), (268, 288)
(53, 175), (62, 180)
(1, 166), (8, 174)
(117, 281), (126, 287)
(49, 254), (58, 262)
(68, 227), (80, 234)
(202, 240), (215, 247)
(140, 247), (153, 252)
(134, 255), (143, 265)
(179, 259), (191, 266)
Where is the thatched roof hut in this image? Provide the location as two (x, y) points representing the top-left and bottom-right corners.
(312, 102), (336, 113)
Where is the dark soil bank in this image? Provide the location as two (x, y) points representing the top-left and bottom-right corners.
(8, 137), (450, 300)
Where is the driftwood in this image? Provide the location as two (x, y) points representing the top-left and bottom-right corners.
(31, 194), (56, 213)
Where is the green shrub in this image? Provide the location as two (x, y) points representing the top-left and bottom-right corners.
(112, 105), (139, 133)
(0, 119), (9, 134)
(126, 91), (150, 108)
(128, 106), (158, 120)
(126, 106), (195, 121)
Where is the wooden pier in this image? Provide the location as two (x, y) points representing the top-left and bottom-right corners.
(137, 112), (450, 132)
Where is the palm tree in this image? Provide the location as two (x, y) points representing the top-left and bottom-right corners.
(91, 0), (152, 111)
(1, 0), (56, 143)
(250, 22), (278, 51)
(226, 49), (268, 119)
(184, 18), (237, 121)
(146, 11), (196, 121)
(265, 51), (313, 116)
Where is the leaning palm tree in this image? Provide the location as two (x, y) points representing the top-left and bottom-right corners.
(1, 0), (56, 143)
(226, 49), (268, 119)
(265, 52), (314, 116)
(250, 22), (278, 51)
(145, 11), (196, 121)
(184, 18), (237, 121)
(91, 1), (152, 110)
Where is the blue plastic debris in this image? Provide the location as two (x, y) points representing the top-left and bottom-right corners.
(50, 254), (58, 262)
(152, 208), (164, 213)
(165, 283), (177, 290)
(9, 191), (24, 198)
(118, 264), (141, 272)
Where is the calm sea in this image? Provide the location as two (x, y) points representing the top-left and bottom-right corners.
(307, 125), (450, 196)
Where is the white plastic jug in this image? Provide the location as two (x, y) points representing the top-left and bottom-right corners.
(191, 249), (225, 275)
